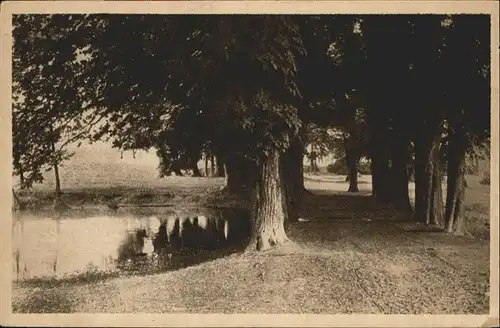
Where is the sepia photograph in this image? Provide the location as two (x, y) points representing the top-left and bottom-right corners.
(1, 1), (499, 327)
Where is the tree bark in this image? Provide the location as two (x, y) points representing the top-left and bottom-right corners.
(388, 130), (412, 212)
(282, 137), (305, 222)
(19, 168), (25, 190)
(246, 148), (290, 251)
(209, 155), (215, 177)
(344, 138), (359, 193)
(427, 137), (444, 226)
(214, 154), (226, 177)
(50, 138), (62, 202)
(367, 107), (391, 201)
(444, 128), (467, 235)
(413, 133), (432, 222)
(309, 144), (319, 174)
(370, 134), (391, 201)
(204, 154), (209, 177)
(413, 128), (444, 224)
(12, 188), (25, 211)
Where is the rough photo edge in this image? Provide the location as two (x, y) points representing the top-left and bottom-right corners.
(0, 1), (498, 327)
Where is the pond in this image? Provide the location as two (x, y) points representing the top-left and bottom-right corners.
(12, 207), (252, 281)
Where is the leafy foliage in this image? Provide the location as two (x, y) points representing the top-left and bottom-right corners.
(12, 14), (490, 208)
(12, 14), (98, 188)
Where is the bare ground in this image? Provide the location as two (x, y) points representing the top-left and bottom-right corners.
(12, 171), (491, 314)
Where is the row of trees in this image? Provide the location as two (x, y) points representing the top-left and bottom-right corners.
(13, 14), (490, 250)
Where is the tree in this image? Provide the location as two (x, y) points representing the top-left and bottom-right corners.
(331, 93), (369, 193)
(12, 14), (101, 207)
(75, 15), (308, 250)
(440, 15), (491, 234)
(304, 123), (336, 174)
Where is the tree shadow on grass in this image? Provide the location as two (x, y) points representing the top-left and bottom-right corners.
(290, 189), (488, 256)
(297, 189), (406, 222)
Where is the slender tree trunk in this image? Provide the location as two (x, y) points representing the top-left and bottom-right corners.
(388, 131), (412, 212)
(191, 160), (201, 177)
(214, 154), (225, 177)
(444, 128), (467, 235)
(12, 188), (24, 211)
(50, 138), (62, 202)
(309, 144), (319, 174)
(19, 168), (25, 190)
(347, 155), (359, 192)
(246, 148), (290, 251)
(156, 144), (173, 177)
(209, 155), (215, 177)
(204, 155), (209, 177)
(344, 138), (359, 192)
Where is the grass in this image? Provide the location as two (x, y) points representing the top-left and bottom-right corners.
(11, 145), (491, 314)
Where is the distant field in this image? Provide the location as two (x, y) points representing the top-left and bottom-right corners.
(13, 141), (490, 239)
(17, 141), (489, 207)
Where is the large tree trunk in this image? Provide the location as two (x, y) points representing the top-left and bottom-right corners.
(413, 127), (443, 224)
(282, 137), (306, 222)
(426, 136), (444, 226)
(413, 131), (432, 222)
(444, 128), (467, 235)
(247, 148), (290, 251)
(366, 104), (392, 201)
(370, 126), (391, 201)
(388, 130), (412, 213)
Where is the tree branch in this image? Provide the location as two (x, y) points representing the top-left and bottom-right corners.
(57, 112), (106, 151)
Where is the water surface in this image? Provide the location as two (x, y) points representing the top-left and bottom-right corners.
(12, 207), (251, 281)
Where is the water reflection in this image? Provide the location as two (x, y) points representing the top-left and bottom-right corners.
(12, 208), (251, 281)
